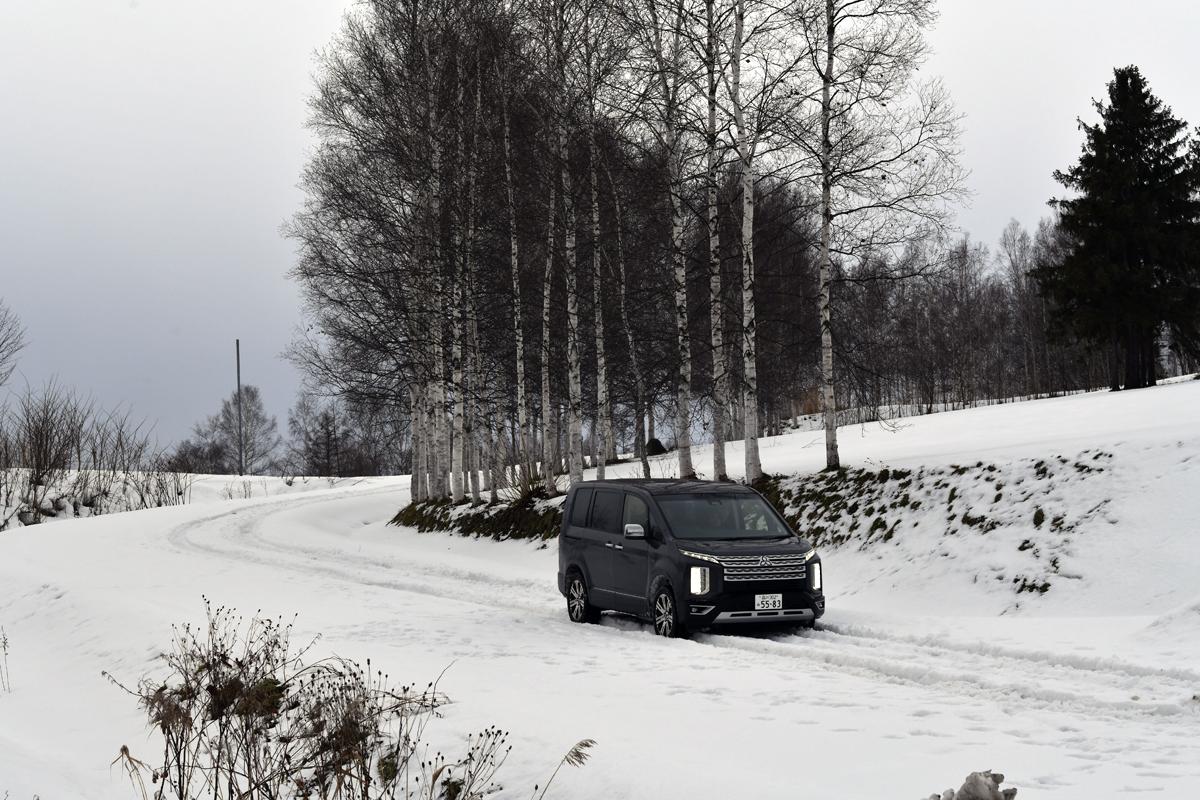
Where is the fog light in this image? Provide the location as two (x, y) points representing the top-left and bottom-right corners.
(812, 562), (822, 591)
(690, 566), (710, 595)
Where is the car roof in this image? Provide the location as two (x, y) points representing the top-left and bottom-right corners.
(571, 478), (756, 496)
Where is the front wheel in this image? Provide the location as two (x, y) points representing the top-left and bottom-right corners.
(651, 582), (687, 639)
(566, 572), (600, 624)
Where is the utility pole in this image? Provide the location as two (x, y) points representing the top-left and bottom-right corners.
(236, 339), (245, 476)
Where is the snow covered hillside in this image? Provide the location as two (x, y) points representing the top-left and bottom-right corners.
(0, 470), (386, 531)
(2, 382), (1199, 798)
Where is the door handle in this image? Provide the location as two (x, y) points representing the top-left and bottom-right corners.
(604, 542), (613, 548)
(613, 543), (624, 550)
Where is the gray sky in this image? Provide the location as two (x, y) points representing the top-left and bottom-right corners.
(929, 0), (1200, 242)
(2, 0), (1199, 444)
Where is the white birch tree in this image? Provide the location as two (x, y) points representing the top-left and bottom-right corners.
(623, 0), (701, 479)
(793, 0), (965, 470)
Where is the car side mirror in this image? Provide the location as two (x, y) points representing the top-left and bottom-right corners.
(623, 523), (646, 539)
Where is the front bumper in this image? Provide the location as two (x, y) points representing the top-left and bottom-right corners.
(687, 585), (825, 628)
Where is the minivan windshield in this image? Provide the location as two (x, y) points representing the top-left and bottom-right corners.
(657, 493), (791, 541)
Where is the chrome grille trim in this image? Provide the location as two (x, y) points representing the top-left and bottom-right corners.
(713, 554), (809, 582)
(716, 554), (809, 566)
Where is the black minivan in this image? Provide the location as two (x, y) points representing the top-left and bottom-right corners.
(557, 479), (824, 637)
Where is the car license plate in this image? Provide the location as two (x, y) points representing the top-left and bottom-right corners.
(755, 593), (783, 610)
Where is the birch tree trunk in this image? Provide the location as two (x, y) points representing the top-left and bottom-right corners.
(669, 145), (695, 479)
(732, 0), (761, 483)
(590, 129), (611, 478)
(501, 88), (531, 485)
(605, 160), (652, 479)
(449, 58), (467, 503)
(465, 59), (483, 506)
(818, 0), (840, 470)
(410, 387), (424, 501)
(450, 278), (465, 501)
(562, 123), (584, 486)
(424, 36), (450, 500)
(487, 412), (500, 502)
(643, 0), (694, 480)
(419, 388), (431, 499)
(468, 437), (481, 504)
(541, 165), (558, 495)
(429, 378), (447, 497)
(706, 0), (727, 481)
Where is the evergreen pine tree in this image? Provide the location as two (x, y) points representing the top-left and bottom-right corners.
(1037, 66), (1200, 389)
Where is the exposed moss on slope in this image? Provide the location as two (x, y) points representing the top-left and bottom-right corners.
(390, 487), (562, 541)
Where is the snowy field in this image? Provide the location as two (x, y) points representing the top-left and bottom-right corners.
(2, 381), (1199, 798)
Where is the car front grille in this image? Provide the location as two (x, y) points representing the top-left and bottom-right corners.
(715, 553), (809, 583)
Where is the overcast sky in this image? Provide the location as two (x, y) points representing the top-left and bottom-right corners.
(2, 0), (1199, 445)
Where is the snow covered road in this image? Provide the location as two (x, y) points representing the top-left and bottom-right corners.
(3, 478), (1197, 798)
(4, 383), (1200, 798)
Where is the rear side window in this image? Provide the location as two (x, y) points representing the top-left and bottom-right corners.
(623, 494), (649, 530)
(590, 490), (623, 534)
(570, 488), (593, 527)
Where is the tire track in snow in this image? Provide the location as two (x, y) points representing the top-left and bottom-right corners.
(165, 484), (560, 619)
(815, 621), (1200, 684)
(166, 485), (1200, 733)
(697, 628), (1200, 725)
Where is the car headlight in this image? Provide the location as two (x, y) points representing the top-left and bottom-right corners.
(690, 566), (711, 596)
(801, 547), (818, 562)
(679, 549), (720, 564)
(811, 562), (822, 591)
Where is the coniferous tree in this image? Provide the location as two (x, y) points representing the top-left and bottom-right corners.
(1039, 66), (1200, 390)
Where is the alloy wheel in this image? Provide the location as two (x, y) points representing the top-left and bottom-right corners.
(568, 577), (588, 622)
(654, 591), (675, 637)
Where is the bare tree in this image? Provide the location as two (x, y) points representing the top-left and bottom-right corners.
(697, 0), (733, 480)
(498, 61), (533, 485)
(194, 385), (281, 475)
(604, 156), (654, 479)
(581, 9), (625, 479)
(0, 300), (26, 388)
(281, 0), (1086, 507)
(793, 0), (966, 469)
(622, 0), (701, 479)
(720, 0), (812, 482)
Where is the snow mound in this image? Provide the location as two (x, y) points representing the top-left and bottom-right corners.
(1144, 599), (1200, 638)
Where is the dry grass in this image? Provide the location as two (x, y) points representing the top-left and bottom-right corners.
(532, 739), (596, 800)
(106, 600), (593, 800)
(0, 626), (11, 694)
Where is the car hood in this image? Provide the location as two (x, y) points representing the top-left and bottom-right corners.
(674, 535), (815, 557)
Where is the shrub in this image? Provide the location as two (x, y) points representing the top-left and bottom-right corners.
(0, 383), (191, 530)
(645, 437), (667, 456)
(107, 601), (592, 800)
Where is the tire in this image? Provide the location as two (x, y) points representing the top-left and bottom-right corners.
(650, 579), (688, 639)
(565, 571), (601, 624)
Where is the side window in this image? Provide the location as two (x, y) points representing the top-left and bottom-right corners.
(569, 488), (593, 527)
(622, 494), (649, 531)
(590, 490), (623, 535)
